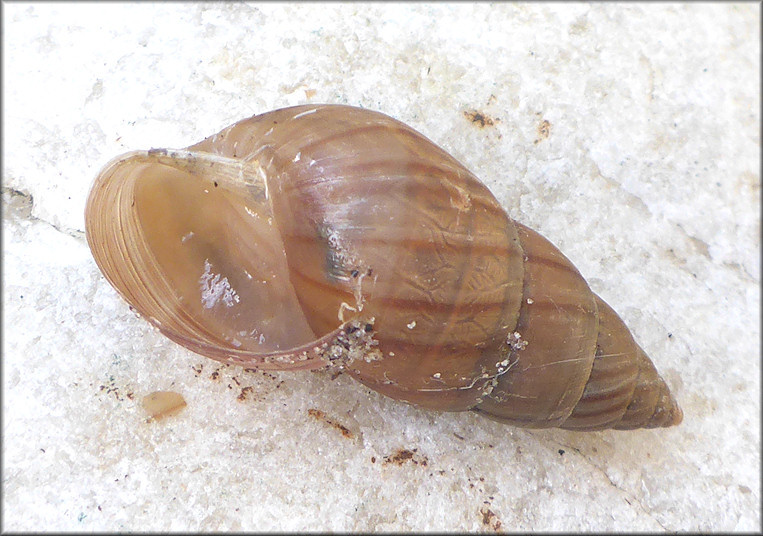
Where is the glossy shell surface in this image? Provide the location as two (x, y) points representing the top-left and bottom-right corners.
(85, 104), (682, 430)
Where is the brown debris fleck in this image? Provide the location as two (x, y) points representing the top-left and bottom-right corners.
(382, 448), (429, 467)
(97, 375), (131, 402)
(142, 391), (187, 421)
(534, 119), (551, 144)
(307, 408), (354, 439)
(464, 109), (498, 128)
(237, 386), (254, 402)
(329, 369), (344, 381)
(480, 507), (503, 532)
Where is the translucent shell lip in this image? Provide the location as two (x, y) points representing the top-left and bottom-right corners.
(85, 148), (361, 371)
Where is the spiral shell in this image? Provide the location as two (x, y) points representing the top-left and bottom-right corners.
(85, 104), (682, 431)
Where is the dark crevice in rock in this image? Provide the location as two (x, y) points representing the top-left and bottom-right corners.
(2, 186), (85, 241)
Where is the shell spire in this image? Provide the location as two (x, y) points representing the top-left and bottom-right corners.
(470, 222), (682, 429)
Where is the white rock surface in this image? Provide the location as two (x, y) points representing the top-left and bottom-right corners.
(2, 3), (759, 532)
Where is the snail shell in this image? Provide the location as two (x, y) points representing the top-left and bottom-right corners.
(85, 104), (682, 431)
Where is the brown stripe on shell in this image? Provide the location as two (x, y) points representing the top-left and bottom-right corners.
(282, 233), (518, 263)
(560, 296), (642, 430)
(289, 265), (509, 315)
(294, 123), (407, 155)
(474, 223), (598, 427)
(285, 108), (470, 171)
(281, 159), (504, 217)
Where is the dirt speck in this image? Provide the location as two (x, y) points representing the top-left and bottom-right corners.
(329, 369), (344, 381)
(480, 507), (503, 532)
(308, 408), (355, 439)
(464, 109), (498, 128)
(97, 374), (131, 402)
(534, 119), (551, 144)
(237, 386), (253, 402)
(383, 448), (428, 467)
